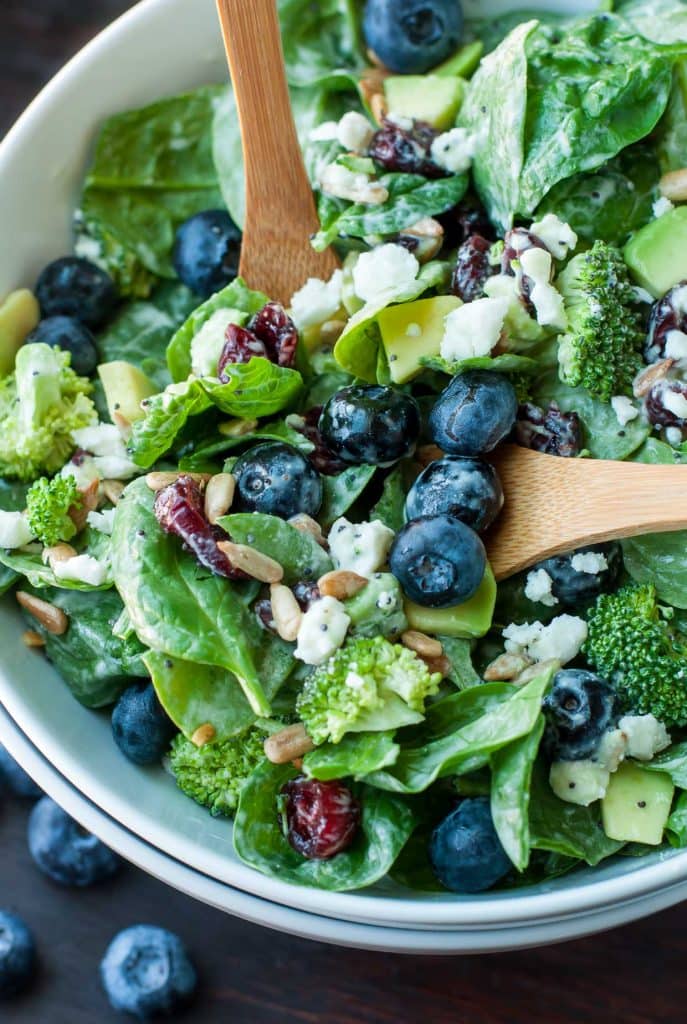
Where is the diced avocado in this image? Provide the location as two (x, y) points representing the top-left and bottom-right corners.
(435, 41), (484, 79)
(378, 295), (462, 384)
(624, 206), (687, 298)
(98, 361), (157, 424)
(601, 761), (674, 845)
(404, 564), (496, 638)
(345, 572), (408, 639)
(384, 76), (466, 131)
(0, 289), (40, 376)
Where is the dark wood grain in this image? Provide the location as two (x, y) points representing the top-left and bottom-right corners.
(1, 3), (687, 1022)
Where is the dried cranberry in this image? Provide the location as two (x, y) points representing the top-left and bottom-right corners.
(218, 324), (267, 374)
(514, 402), (583, 458)
(280, 776), (361, 860)
(368, 118), (443, 178)
(249, 301), (298, 368)
(645, 282), (687, 364)
(153, 475), (244, 578)
(451, 235), (494, 303)
(645, 378), (687, 432)
(255, 597), (278, 634)
(291, 407), (347, 476)
(292, 581), (321, 610)
(439, 201), (496, 248)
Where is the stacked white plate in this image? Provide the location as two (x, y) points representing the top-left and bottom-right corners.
(2, 0), (686, 953)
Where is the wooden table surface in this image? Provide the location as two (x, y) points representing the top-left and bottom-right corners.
(1, 2), (685, 1021)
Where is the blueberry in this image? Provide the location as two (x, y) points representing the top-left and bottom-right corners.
(535, 543), (622, 607)
(405, 455), (503, 533)
(543, 669), (617, 761)
(0, 911), (36, 998)
(429, 371), (518, 456)
(173, 209), (241, 298)
(25, 315), (98, 376)
(112, 683), (176, 766)
(363, 0), (464, 74)
(27, 797), (121, 887)
(390, 513), (486, 607)
(0, 745), (41, 800)
(233, 442), (323, 519)
(35, 256), (117, 328)
(100, 925), (197, 1018)
(319, 385), (421, 466)
(430, 798), (511, 893)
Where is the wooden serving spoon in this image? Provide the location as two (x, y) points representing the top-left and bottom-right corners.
(486, 444), (687, 580)
(216, 0), (340, 304)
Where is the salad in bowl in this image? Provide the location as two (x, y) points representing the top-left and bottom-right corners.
(3, 0), (687, 897)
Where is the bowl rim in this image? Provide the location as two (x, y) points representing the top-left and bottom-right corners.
(3, 0), (687, 930)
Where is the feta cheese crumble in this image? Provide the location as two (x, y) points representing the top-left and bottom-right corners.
(617, 714), (671, 761)
(53, 554), (109, 587)
(290, 270), (343, 331)
(190, 308), (243, 377)
(664, 329), (687, 364)
(663, 386), (687, 420)
(86, 508), (116, 535)
(549, 760), (610, 807)
(0, 511), (34, 549)
(309, 121), (339, 142)
(320, 163), (388, 205)
(524, 568), (559, 607)
(352, 245), (419, 305)
(337, 111), (375, 154)
(439, 296), (510, 362)
(294, 596), (350, 666)
(570, 551), (608, 575)
(594, 729), (628, 773)
(518, 248), (567, 329)
(530, 213), (578, 260)
(69, 424), (138, 481)
(610, 395), (639, 427)
(328, 517), (395, 576)
(430, 128), (476, 174)
(653, 196), (675, 219)
(503, 614), (588, 665)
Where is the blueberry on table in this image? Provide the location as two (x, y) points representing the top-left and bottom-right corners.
(27, 797), (121, 887)
(389, 513), (486, 607)
(0, 911), (36, 998)
(363, 0), (464, 74)
(0, 744), (41, 800)
(112, 683), (177, 766)
(430, 797), (511, 893)
(35, 256), (117, 328)
(429, 371), (518, 457)
(534, 543), (622, 607)
(543, 669), (617, 762)
(25, 315), (98, 376)
(280, 777), (361, 859)
(173, 209), (241, 298)
(233, 441), (323, 519)
(318, 385), (421, 466)
(405, 455), (504, 533)
(100, 925), (197, 1018)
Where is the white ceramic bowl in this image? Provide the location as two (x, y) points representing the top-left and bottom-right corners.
(1, 0), (686, 948)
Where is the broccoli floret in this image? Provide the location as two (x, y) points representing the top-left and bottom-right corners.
(25, 475), (82, 546)
(0, 343), (96, 481)
(296, 635), (442, 746)
(556, 240), (644, 402)
(169, 724), (268, 818)
(584, 583), (687, 726)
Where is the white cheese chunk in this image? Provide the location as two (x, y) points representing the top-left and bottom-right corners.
(664, 329), (687, 363)
(0, 511), (34, 549)
(663, 386), (687, 420)
(666, 426), (684, 446)
(337, 111), (375, 154)
(653, 196), (675, 218)
(594, 729), (628, 773)
(524, 568), (559, 607)
(503, 614), (588, 665)
(309, 120), (339, 142)
(328, 517), (395, 576)
(320, 162), (388, 205)
(440, 296), (510, 362)
(53, 554), (108, 587)
(570, 551), (608, 575)
(530, 213), (578, 260)
(618, 714), (672, 761)
(290, 270), (343, 330)
(294, 596), (350, 665)
(430, 128), (476, 174)
(70, 424), (138, 481)
(610, 395), (639, 427)
(352, 244), (419, 305)
(60, 454), (101, 491)
(549, 760), (610, 806)
(519, 248), (567, 329)
(86, 509), (116, 535)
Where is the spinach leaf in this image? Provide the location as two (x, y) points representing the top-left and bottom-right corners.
(218, 513), (332, 583)
(278, 0), (365, 87)
(388, 828), (445, 892)
(77, 87), (225, 290)
(312, 173), (468, 251)
(233, 760), (417, 890)
(529, 762), (624, 865)
(179, 418), (314, 473)
(618, 0), (687, 43)
(644, 741), (687, 788)
(202, 361), (304, 418)
(370, 466), (407, 533)
(631, 437), (687, 465)
(111, 478), (292, 715)
(490, 715), (545, 870)
(622, 532), (687, 609)
(128, 379), (213, 469)
(22, 587), (146, 708)
(363, 669), (553, 794)
(96, 282), (197, 392)
(667, 791), (687, 847)
(144, 650), (289, 743)
(303, 732), (400, 781)
(0, 479), (29, 595)
(533, 370), (650, 460)
(334, 260), (451, 381)
(439, 636), (481, 689)
(421, 353), (538, 376)
(0, 529), (113, 592)
(319, 464), (377, 529)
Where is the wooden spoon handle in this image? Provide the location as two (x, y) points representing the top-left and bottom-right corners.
(216, 0), (338, 301)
